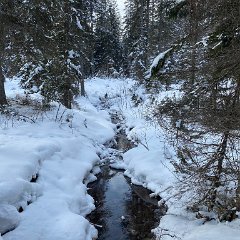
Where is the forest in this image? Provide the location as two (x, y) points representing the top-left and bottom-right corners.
(0, 0), (240, 240)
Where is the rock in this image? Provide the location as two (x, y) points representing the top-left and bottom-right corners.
(0, 204), (21, 234)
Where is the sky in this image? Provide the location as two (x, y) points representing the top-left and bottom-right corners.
(116, 0), (125, 17)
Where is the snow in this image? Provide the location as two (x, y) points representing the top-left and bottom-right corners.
(0, 205), (20, 234)
(176, 119), (182, 128)
(154, 214), (240, 240)
(149, 48), (173, 76)
(85, 77), (240, 240)
(1, 76), (240, 240)
(116, 0), (125, 19)
(1, 78), (115, 239)
(197, 36), (209, 47)
(76, 16), (83, 30)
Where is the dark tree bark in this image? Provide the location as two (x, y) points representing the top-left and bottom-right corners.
(0, 65), (7, 105)
(210, 132), (229, 210)
(80, 78), (85, 97)
(237, 171), (240, 211)
(61, 0), (72, 109)
(0, 19), (7, 105)
(189, 0), (198, 85)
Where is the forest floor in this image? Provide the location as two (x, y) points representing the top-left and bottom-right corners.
(0, 77), (239, 240)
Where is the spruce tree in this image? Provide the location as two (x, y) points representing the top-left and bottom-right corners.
(148, 0), (240, 218)
(7, 0), (96, 108)
(0, 0), (20, 105)
(94, 0), (122, 76)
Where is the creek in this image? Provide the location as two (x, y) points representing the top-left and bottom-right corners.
(87, 114), (166, 239)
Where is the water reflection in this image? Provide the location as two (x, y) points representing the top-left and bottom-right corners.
(87, 167), (163, 240)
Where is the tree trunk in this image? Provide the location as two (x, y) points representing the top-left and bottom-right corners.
(0, 20), (7, 106)
(80, 78), (85, 97)
(62, 0), (72, 109)
(210, 132), (229, 210)
(237, 170), (240, 211)
(0, 65), (7, 105)
(189, 0), (198, 85)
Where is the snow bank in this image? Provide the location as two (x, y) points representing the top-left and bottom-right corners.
(85, 77), (240, 240)
(1, 78), (115, 239)
(85, 77), (176, 197)
(154, 214), (240, 240)
(3, 76), (240, 240)
(0, 205), (20, 234)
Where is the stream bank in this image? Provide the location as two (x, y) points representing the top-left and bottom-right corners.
(87, 113), (167, 239)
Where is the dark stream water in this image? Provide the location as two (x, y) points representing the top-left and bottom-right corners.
(87, 165), (163, 240)
(87, 115), (166, 239)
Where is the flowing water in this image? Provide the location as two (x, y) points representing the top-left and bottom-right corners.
(87, 115), (166, 239)
(87, 165), (165, 240)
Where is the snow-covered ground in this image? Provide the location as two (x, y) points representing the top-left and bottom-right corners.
(85, 77), (240, 240)
(0, 78), (114, 240)
(1, 77), (240, 240)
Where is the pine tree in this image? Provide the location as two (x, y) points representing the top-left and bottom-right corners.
(0, 0), (20, 105)
(6, 0), (96, 108)
(149, 0), (240, 219)
(94, 0), (122, 76)
(123, 0), (167, 79)
(0, 24), (7, 105)
(123, 0), (149, 78)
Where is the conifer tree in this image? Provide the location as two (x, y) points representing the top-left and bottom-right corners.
(0, 0), (20, 105)
(5, 0), (96, 107)
(123, 0), (167, 79)
(94, 0), (122, 76)
(147, 0), (240, 218)
(123, 0), (149, 78)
